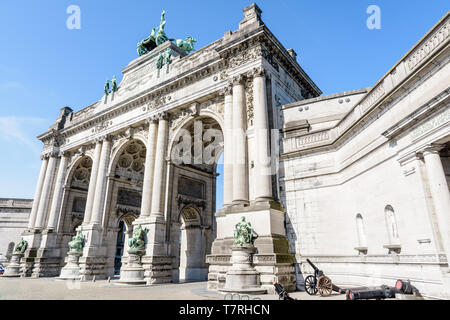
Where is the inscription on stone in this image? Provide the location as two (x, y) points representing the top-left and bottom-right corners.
(178, 177), (205, 199)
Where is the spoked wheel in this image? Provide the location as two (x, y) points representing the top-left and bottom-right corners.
(304, 275), (318, 295)
(317, 276), (333, 297)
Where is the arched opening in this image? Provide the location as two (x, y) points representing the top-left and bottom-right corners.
(103, 139), (146, 277)
(356, 214), (367, 251)
(6, 242), (15, 261)
(58, 155), (93, 265)
(178, 206), (205, 282)
(114, 221), (126, 275)
(168, 115), (223, 283)
(385, 205), (400, 245)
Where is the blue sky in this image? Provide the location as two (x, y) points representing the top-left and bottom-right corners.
(0, 1), (448, 206)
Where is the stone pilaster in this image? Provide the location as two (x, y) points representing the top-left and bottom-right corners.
(47, 152), (69, 230)
(140, 113), (172, 284)
(250, 67), (273, 202)
(34, 154), (58, 230)
(140, 118), (159, 217)
(423, 145), (450, 265)
(221, 84), (234, 207)
(151, 113), (169, 217)
(83, 140), (102, 224)
(28, 156), (49, 229)
(90, 136), (112, 225)
(231, 75), (249, 206)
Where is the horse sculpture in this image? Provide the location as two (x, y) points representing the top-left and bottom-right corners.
(136, 10), (196, 57)
(173, 36), (197, 55)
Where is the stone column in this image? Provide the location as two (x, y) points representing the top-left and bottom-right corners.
(83, 141), (102, 224)
(232, 75), (249, 205)
(151, 113), (169, 217)
(34, 154), (58, 230)
(28, 156), (49, 229)
(90, 137), (112, 225)
(251, 67), (273, 202)
(140, 119), (159, 217)
(47, 152), (69, 231)
(222, 84), (234, 207)
(423, 145), (450, 259)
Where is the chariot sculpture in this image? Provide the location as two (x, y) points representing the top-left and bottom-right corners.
(137, 10), (197, 56)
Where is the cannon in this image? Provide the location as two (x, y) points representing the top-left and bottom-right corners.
(347, 285), (399, 300)
(273, 282), (296, 300)
(346, 280), (421, 300)
(304, 259), (345, 297)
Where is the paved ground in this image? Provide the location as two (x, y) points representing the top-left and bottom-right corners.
(0, 278), (347, 300)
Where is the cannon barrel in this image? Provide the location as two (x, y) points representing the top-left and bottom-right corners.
(347, 286), (399, 300)
(395, 280), (420, 295)
(306, 259), (320, 272)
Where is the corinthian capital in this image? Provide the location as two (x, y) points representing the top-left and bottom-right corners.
(231, 74), (246, 86)
(247, 66), (266, 79)
(156, 111), (169, 121)
(219, 83), (233, 96)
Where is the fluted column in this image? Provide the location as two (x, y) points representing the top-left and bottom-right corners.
(46, 152), (69, 230)
(34, 154), (58, 230)
(423, 145), (450, 258)
(140, 119), (159, 218)
(251, 67), (273, 201)
(222, 84), (234, 207)
(83, 141), (102, 224)
(28, 156), (49, 229)
(91, 137), (112, 225)
(232, 75), (249, 205)
(151, 113), (169, 217)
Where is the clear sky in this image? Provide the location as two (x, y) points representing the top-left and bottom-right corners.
(0, 1), (448, 207)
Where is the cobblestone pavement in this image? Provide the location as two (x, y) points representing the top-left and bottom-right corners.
(0, 278), (347, 300)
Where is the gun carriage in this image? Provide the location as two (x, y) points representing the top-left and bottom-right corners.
(304, 259), (344, 297)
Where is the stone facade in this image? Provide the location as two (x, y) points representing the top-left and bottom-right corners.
(1, 3), (449, 299)
(280, 12), (450, 298)
(0, 199), (32, 263)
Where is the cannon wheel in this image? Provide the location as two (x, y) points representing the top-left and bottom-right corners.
(304, 275), (318, 295)
(317, 276), (333, 297)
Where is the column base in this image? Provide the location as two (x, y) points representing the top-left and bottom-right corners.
(219, 244), (267, 294)
(2, 253), (23, 277)
(58, 251), (82, 280)
(142, 255), (173, 284)
(117, 252), (146, 285)
(207, 202), (295, 294)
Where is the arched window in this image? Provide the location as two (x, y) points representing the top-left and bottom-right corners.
(385, 205), (400, 244)
(6, 242), (15, 259)
(356, 214), (367, 248)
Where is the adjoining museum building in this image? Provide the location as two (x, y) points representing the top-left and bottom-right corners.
(1, 3), (449, 298)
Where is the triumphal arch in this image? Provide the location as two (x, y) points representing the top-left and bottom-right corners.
(13, 4), (319, 292)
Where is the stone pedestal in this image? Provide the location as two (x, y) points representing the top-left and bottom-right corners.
(2, 253), (23, 277)
(117, 251), (146, 285)
(220, 245), (266, 294)
(58, 252), (82, 280)
(208, 202), (296, 293)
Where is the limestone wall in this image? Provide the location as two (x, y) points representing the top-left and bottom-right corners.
(0, 199), (32, 262)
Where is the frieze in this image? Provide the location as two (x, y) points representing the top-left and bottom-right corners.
(407, 19), (449, 71)
(295, 131), (330, 148)
(410, 107), (450, 140)
(206, 255), (232, 265)
(360, 81), (386, 114)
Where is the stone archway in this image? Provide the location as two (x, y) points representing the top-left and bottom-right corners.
(167, 115), (224, 283)
(102, 139), (146, 277)
(57, 155), (93, 266)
